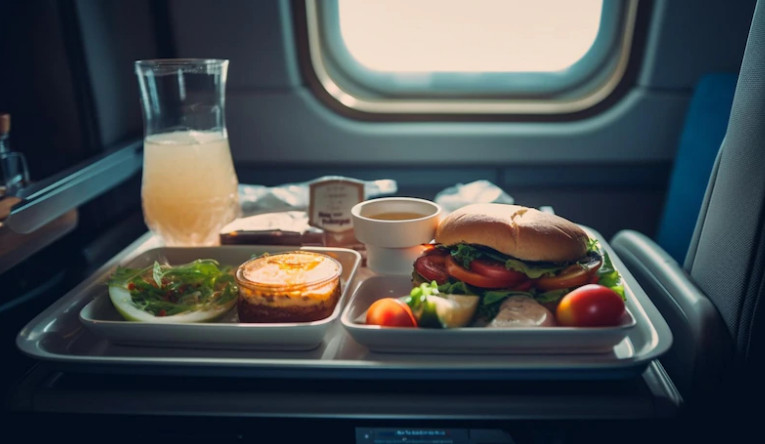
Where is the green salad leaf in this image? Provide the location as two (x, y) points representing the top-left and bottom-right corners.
(568, 239), (626, 300)
(595, 245), (625, 299)
(437, 281), (475, 295)
(482, 289), (533, 306)
(449, 244), (484, 269)
(535, 289), (570, 304)
(107, 259), (238, 317)
(152, 261), (163, 287)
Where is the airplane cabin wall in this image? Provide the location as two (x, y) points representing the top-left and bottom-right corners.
(167, 0), (756, 239)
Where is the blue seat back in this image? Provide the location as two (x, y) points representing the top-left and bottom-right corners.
(655, 73), (738, 263)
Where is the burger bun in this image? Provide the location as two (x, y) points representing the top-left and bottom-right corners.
(434, 204), (589, 263)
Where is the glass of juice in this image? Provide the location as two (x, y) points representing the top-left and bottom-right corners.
(135, 59), (239, 246)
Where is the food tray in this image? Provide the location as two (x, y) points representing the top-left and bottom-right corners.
(16, 228), (673, 380)
(342, 276), (637, 354)
(78, 246), (361, 351)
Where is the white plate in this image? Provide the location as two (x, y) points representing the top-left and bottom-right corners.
(79, 246), (362, 351)
(342, 276), (637, 354)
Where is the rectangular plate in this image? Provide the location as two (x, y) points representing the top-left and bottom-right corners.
(16, 228), (673, 380)
(77, 246), (362, 350)
(342, 276), (636, 354)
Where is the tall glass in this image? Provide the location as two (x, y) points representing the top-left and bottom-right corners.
(135, 59), (239, 246)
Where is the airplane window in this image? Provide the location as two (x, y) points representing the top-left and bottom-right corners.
(303, 0), (638, 116)
(339, 0), (602, 73)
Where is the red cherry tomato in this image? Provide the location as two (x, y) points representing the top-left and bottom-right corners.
(536, 255), (603, 291)
(414, 252), (449, 284)
(556, 284), (625, 327)
(445, 256), (520, 289)
(469, 259), (526, 284)
(366, 298), (418, 327)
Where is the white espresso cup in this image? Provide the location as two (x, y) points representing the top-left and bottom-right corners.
(351, 197), (442, 276)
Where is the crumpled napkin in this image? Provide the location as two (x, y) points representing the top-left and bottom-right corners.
(238, 176), (397, 217)
(434, 180), (514, 214)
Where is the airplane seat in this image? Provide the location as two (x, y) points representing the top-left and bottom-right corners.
(612, 0), (765, 413)
(655, 73), (738, 263)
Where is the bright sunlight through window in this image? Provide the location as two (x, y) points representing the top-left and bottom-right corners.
(338, 0), (604, 73)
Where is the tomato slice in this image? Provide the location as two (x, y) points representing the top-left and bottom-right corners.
(535, 254), (603, 291)
(469, 259), (526, 284)
(535, 264), (591, 291)
(414, 253), (449, 284)
(509, 279), (535, 292)
(445, 256), (521, 288)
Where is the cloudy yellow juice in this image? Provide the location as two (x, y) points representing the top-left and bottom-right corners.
(141, 130), (239, 246)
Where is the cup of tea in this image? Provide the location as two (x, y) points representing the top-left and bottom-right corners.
(351, 197), (442, 275)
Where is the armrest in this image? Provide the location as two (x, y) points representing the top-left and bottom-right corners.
(611, 230), (731, 400)
(5, 140), (142, 234)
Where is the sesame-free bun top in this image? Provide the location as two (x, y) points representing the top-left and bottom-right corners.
(434, 204), (589, 263)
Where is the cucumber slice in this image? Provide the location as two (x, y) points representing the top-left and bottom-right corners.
(108, 286), (236, 323)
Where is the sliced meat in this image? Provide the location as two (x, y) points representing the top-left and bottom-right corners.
(487, 295), (557, 328)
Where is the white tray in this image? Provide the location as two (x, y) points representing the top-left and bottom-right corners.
(342, 276), (637, 354)
(77, 246), (362, 351)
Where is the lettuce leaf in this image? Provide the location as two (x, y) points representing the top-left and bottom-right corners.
(596, 247), (625, 299)
(587, 237), (600, 253)
(449, 244), (483, 269)
(504, 258), (566, 279)
(152, 261), (163, 287)
(482, 289), (534, 306)
(535, 289), (569, 304)
(583, 239), (626, 299)
(438, 281), (475, 295)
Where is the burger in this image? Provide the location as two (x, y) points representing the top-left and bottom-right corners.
(412, 203), (623, 316)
